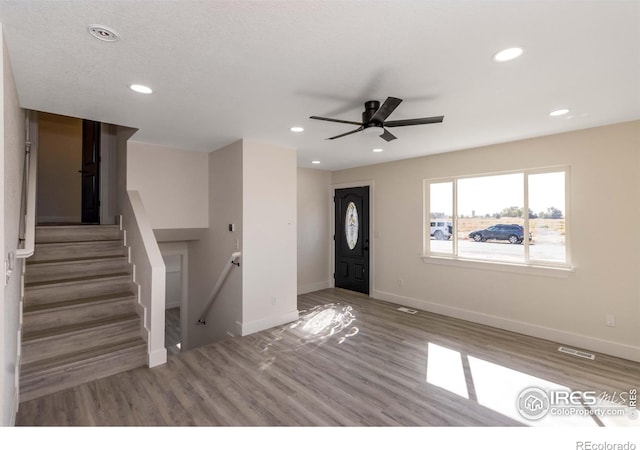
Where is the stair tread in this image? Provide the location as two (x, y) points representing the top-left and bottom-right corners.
(27, 255), (127, 266)
(23, 313), (140, 342)
(21, 338), (146, 376)
(25, 272), (131, 288)
(36, 225), (119, 229)
(24, 291), (136, 314)
(21, 224), (145, 399)
(34, 239), (123, 246)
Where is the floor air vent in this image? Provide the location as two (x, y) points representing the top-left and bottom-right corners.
(558, 346), (595, 360)
(397, 307), (418, 315)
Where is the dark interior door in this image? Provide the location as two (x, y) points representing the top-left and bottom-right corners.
(335, 186), (369, 295)
(81, 119), (100, 223)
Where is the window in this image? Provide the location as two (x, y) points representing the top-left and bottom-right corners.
(425, 167), (569, 268)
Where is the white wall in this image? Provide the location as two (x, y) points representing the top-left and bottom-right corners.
(241, 141), (298, 334)
(100, 123), (118, 225)
(297, 167), (331, 294)
(127, 141), (208, 229)
(36, 112), (81, 223)
(332, 121), (640, 361)
(0, 27), (25, 426)
(116, 126), (137, 216)
(186, 139), (298, 348)
(187, 140), (243, 348)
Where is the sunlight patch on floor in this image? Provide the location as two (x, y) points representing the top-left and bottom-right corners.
(426, 343), (469, 399)
(425, 342), (638, 426)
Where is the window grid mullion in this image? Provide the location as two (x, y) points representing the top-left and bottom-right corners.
(524, 172), (530, 262)
(453, 179), (458, 257)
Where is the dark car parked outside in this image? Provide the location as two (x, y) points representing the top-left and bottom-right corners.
(468, 224), (531, 244)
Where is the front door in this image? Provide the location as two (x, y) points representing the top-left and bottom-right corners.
(334, 186), (369, 294)
(81, 119), (100, 223)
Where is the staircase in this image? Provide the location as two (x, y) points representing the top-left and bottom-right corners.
(20, 225), (147, 402)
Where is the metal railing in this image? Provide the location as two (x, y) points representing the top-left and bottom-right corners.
(16, 113), (37, 259)
(197, 251), (241, 325)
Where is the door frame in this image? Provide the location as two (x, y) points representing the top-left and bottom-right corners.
(158, 242), (189, 351)
(330, 180), (375, 295)
(81, 119), (101, 224)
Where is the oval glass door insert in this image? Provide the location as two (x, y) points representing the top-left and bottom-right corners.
(345, 201), (359, 250)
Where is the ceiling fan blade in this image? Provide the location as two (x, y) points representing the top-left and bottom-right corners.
(384, 115), (444, 127)
(370, 97), (403, 123)
(327, 127), (364, 140)
(309, 116), (362, 126)
(379, 128), (397, 142)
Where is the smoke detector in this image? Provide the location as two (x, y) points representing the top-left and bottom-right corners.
(87, 25), (120, 43)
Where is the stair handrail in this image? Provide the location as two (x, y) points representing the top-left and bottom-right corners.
(16, 113), (37, 259)
(197, 251), (241, 325)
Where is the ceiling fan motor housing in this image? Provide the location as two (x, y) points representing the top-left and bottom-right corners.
(363, 100), (381, 125)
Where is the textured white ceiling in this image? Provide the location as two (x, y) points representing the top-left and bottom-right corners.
(0, 0), (638, 170)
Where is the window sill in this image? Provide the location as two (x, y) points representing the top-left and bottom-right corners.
(421, 255), (574, 278)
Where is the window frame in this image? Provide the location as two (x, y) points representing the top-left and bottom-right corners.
(423, 166), (572, 275)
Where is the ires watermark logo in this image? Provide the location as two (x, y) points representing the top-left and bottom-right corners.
(517, 387), (637, 421)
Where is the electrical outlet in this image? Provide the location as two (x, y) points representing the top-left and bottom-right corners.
(397, 279), (404, 288)
(605, 314), (616, 327)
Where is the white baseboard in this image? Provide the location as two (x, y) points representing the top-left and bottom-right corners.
(298, 280), (332, 295)
(9, 388), (18, 426)
(148, 347), (167, 368)
(239, 310), (300, 336)
(372, 289), (640, 363)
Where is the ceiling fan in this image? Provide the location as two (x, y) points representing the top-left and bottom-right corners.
(309, 96), (444, 142)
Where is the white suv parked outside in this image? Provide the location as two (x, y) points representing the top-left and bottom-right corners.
(430, 221), (452, 240)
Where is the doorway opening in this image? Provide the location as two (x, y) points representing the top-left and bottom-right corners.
(35, 112), (117, 226)
(160, 243), (189, 355)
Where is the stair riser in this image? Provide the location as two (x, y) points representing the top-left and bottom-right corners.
(25, 278), (134, 307)
(29, 241), (126, 263)
(23, 298), (137, 335)
(35, 226), (121, 243)
(20, 346), (147, 403)
(22, 321), (141, 365)
(25, 258), (130, 284)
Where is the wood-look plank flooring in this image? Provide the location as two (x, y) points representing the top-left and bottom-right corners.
(165, 307), (181, 356)
(16, 288), (640, 426)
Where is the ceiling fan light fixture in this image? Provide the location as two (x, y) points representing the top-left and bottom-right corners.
(362, 126), (383, 136)
(492, 47), (523, 62)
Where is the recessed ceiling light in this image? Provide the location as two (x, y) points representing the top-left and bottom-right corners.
(492, 47), (523, 62)
(87, 25), (120, 43)
(311, 160), (321, 164)
(549, 108), (570, 117)
(290, 126), (304, 132)
(130, 84), (153, 94)
(372, 148), (384, 153)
